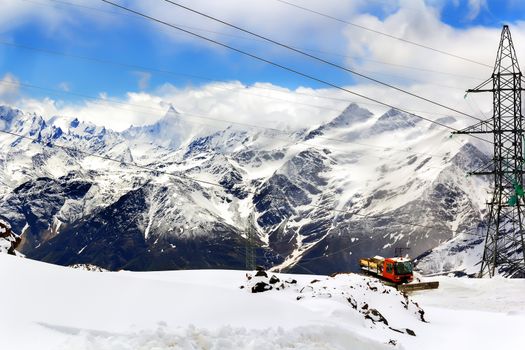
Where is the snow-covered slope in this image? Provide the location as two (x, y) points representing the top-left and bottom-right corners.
(0, 103), (491, 273)
(1, 254), (524, 350)
(414, 229), (486, 277)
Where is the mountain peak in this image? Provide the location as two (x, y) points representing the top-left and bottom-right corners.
(70, 118), (80, 128)
(167, 104), (182, 116)
(327, 103), (373, 128)
(122, 105), (193, 150)
(368, 108), (421, 134)
(304, 103), (372, 140)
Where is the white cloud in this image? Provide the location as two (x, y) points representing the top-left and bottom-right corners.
(341, 0), (525, 116)
(5, 75), (481, 137)
(0, 0), (123, 38)
(58, 82), (70, 92)
(7, 80), (353, 132)
(132, 71), (152, 91)
(0, 73), (20, 103)
(124, 0), (369, 55)
(466, 0), (488, 20)
(3, 0), (525, 139)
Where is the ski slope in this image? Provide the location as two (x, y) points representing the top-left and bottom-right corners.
(1, 254), (524, 350)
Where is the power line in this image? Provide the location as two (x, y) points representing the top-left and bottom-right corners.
(250, 201), (474, 273)
(10, 2), (488, 132)
(0, 38), (477, 97)
(19, 0), (261, 43)
(18, 0), (485, 82)
(0, 78), (455, 165)
(158, 0), (483, 122)
(273, 211), (477, 272)
(100, 0), (492, 145)
(0, 39), (479, 116)
(5, 0), (487, 271)
(274, 0), (493, 69)
(0, 127), (462, 234)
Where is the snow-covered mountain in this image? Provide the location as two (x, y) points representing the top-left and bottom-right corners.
(414, 229), (485, 277)
(0, 103), (491, 273)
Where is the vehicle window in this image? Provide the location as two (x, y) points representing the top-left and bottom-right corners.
(386, 263), (393, 274)
(395, 261), (413, 274)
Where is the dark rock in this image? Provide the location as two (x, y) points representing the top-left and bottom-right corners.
(366, 282), (378, 292)
(364, 308), (389, 326)
(0, 220), (21, 255)
(269, 275), (280, 284)
(255, 270), (268, 277)
(299, 286), (314, 293)
(8, 235), (21, 255)
(347, 297), (357, 310)
(418, 309), (427, 323)
(405, 328), (416, 336)
(402, 294), (409, 309)
(251, 282), (272, 293)
(388, 327), (404, 334)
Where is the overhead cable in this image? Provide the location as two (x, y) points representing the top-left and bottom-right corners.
(0, 127), (462, 232)
(100, 0), (492, 145)
(159, 0), (483, 122)
(274, 0), (493, 69)
(18, 0), (485, 81)
(0, 78), (453, 162)
(0, 40), (481, 108)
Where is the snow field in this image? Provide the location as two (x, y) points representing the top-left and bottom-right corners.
(408, 276), (525, 350)
(1, 255), (416, 349)
(2, 254), (525, 350)
(58, 324), (389, 350)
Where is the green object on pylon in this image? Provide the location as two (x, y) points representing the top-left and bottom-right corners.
(515, 184), (524, 197)
(507, 180), (525, 206)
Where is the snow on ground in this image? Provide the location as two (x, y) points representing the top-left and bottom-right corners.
(1, 254), (524, 350)
(409, 276), (525, 350)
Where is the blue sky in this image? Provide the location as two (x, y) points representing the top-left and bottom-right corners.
(0, 0), (524, 130)
(0, 0), (519, 95)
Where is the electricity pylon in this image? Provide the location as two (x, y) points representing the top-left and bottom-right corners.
(454, 25), (525, 277)
(245, 212), (256, 270)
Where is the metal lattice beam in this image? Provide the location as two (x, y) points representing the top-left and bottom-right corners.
(454, 25), (525, 277)
(245, 212), (256, 270)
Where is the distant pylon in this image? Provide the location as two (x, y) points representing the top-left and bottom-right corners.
(245, 212), (256, 270)
(454, 25), (525, 277)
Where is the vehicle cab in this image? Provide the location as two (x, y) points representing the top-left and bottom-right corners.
(383, 257), (414, 283)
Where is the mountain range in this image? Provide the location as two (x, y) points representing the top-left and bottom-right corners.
(0, 103), (493, 274)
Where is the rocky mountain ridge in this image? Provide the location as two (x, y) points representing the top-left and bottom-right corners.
(0, 103), (490, 273)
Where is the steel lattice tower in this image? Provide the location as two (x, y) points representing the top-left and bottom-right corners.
(245, 212), (256, 270)
(455, 25), (525, 277)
